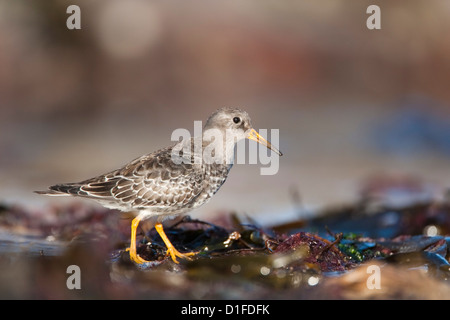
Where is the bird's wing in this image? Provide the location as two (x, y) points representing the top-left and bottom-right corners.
(42, 146), (206, 211)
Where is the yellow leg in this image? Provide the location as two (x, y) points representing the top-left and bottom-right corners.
(126, 216), (151, 265)
(155, 222), (196, 264)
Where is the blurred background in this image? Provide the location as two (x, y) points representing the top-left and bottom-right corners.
(1, 0), (450, 224)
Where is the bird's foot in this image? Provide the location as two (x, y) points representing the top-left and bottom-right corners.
(126, 247), (151, 265)
(165, 245), (197, 264)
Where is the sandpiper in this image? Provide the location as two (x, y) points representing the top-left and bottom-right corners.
(36, 107), (282, 265)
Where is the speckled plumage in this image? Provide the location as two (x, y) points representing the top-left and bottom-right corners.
(43, 142), (232, 221)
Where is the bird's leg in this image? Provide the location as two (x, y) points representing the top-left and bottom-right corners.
(155, 223), (196, 264)
(126, 216), (151, 265)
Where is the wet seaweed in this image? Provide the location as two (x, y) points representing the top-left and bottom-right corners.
(1, 193), (450, 298)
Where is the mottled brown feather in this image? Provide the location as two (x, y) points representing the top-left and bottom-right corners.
(43, 141), (231, 215)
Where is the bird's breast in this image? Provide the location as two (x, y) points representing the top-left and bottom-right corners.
(181, 163), (230, 211)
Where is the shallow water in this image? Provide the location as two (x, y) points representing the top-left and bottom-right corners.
(0, 230), (65, 257)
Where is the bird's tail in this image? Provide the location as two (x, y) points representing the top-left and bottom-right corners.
(34, 184), (82, 196)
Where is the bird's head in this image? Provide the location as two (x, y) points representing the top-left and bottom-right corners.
(203, 107), (282, 156)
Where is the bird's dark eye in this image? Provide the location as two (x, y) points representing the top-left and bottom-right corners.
(233, 117), (241, 124)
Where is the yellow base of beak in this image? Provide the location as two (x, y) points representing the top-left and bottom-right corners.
(247, 128), (282, 156)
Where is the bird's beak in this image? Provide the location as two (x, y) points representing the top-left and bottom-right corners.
(247, 128), (283, 156)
